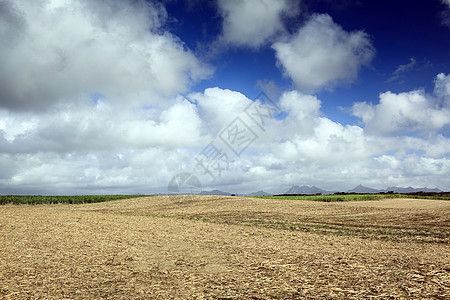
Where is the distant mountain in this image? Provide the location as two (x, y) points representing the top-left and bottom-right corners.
(347, 184), (381, 194)
(160, 185), (444, 197)
(284, 185), (327, 195)
(385, 186), (415, 193)
(385, 186), (442, 193)
(199, 189), (232, 196)
(245, 190), (272, 197)
(418, 187), (442, 193)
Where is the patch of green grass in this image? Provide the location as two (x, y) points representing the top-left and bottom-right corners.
(252, 194), (450, 201)
(252, 194), (400, 202)
(0, 195), (151, 205)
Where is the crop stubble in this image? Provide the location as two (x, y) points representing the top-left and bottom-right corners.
(0, 196), (449, 299)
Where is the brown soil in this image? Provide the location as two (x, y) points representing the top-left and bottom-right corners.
(0, 196), (449, 299)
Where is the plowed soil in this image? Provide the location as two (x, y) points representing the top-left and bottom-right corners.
(1, 196), (449, 299)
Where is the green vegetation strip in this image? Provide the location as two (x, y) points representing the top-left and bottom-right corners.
(0, 195), (150, 205)
(252, 194), (450, 201)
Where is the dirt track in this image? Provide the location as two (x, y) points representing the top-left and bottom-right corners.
(1, 196), (449, 299)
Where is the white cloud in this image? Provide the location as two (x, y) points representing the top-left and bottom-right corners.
(272, 14), (375, 92)
(353, 75), (450, 135)
(174, 88), (449, 193)
(434, 73), (450, 103)
(0, 1), (448, 194)
(0, 98), (204, 155)
(0, 0), (215, 194)
(268, 91), (378, 165)
(0, 149), (195, 195)
(196, 87), (450, 192)
(0, 97), (207, 194)
(217, 0), (299, 48)
(0, 0), (211, 111)
(1, 85), (450, 194)
(188, 87), (254, 133)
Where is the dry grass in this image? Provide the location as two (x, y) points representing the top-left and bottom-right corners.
(0, 195), (449, 299)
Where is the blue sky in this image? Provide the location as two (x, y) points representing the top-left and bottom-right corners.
(0, 0), (449, 194)
(168, 0), (450, 123)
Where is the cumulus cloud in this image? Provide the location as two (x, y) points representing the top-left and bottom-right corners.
(0, 96), (208, 194)
(0, 0), (211, 111)
(0, 99), (204, 154)
(0, 0), (216, 194)
(353, 90), (450, 135)
(0, 149), (197, 195)
(188, 87), (253, 132)
(353, 74), (450, 136)
(203, 88), (450, 193)
(267, 91), (378, 165)
(272, 14), (375, 92)
(434, 73), (450, 102)
(217, 0), (299, 48)
(0, 1), (448, 194)
(1, 84), (450, 194)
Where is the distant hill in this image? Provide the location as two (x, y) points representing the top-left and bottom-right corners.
(347, 184), (381, 194)
(343, 185), (443, 194)
(159, 185), (444, 197)
(385, 186), (442, 193)
(245, 190), (272, 197)
(284, 185), (334, 195)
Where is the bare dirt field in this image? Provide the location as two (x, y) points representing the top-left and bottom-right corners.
(1, 196), (449, 299)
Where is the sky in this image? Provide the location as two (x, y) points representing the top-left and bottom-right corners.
(0, 0), (449, 195)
